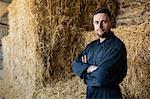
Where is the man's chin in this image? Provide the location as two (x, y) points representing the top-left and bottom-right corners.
(97, 32), (108, 38)
(97, 32), (104, 37)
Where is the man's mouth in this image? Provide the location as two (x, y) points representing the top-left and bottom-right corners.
(96, 29), (105, 32)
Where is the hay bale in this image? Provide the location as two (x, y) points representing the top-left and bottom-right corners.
(35, 77), (86, 99)
(79, 23), (150, 98)
(35, 22), (150, 98)
(113, 23), (150, 98)
(0, 0), (125, 98)
(36, 0), (149, 98)
(31, 0), (118, 84)
(36, 23), (150, 99)
(0, 0), (42, 98)
(83, 23), (150, 98)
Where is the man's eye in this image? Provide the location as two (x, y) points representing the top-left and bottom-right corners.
(102, 20), (107, 23)
(95, 21), (99, 24)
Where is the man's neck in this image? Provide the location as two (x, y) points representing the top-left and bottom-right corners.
(98, 30), (112, 43)
(99, 37), (106, 43)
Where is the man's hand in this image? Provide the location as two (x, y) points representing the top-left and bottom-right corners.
(81, 55), (87, 63)
(87, 65), (98, 73)
(81, 55), (98, 73)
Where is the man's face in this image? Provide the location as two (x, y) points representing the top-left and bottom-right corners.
(93, 13), (111, 37)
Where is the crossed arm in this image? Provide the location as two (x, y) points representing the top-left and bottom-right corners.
(81, 55), (98, 73)
(72, 45), (127, 86)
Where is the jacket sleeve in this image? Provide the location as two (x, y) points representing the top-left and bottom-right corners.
(85, 46), (127, 87)
(72, 44), (92, 79)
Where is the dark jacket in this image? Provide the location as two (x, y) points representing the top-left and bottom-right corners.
(72, 32), (127, 98)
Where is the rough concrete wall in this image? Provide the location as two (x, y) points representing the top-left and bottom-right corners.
(0, 1), (9, 17)
(117, 0), (150, 25)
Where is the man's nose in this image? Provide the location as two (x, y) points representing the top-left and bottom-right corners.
(99, 22), (103, 28)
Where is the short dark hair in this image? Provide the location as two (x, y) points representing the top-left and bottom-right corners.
(93, 7), (111, 19)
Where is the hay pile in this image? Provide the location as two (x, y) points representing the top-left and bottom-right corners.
(35, 77), (86, 99)
(0, 0), (39, 98)
(0, 0), (150, 98)
(33, 22), (150, 99)
(31, 0), (118, 84)
(0, 0), (119, 98)
(113, 23), (150, 98)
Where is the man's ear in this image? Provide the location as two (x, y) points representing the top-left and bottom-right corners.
(110, 18), (116, 28)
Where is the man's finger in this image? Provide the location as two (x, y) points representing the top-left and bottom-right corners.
(81, 56), (84, 63)
(87, 65), (98, 73)
(84, 55), (87, 63)
(93, 66), (98, 71)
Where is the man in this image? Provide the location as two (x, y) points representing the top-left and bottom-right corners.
(72, 7), (127, 98)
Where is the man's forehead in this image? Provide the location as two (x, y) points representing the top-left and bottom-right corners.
(93, 13), (109, 20)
